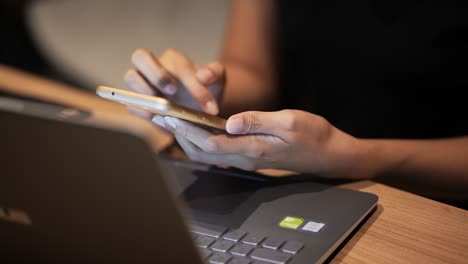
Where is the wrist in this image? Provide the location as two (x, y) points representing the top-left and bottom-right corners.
(322, 131), (382, 179)
(331, 136), (410, 179)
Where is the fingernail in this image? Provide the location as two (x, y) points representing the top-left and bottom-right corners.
(205, 101), (219, 115)
(164, 116), (177, 129)
(196, 68), (215, 83)
(226, 117), (244, 134)
(152, 116), (166, 128)
(163, 84), (177, 95)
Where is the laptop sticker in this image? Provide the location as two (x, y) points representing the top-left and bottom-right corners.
(301, 221), (325, 233)
(279, 216), (304, 230)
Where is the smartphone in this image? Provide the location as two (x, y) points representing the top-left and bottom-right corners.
(96, 85), (226, 131)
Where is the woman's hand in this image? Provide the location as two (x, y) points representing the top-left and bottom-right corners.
(124, 48), (226, 121)
(158, 109), (374, 179)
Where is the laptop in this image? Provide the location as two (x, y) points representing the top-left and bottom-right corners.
(0, 95), (378, 264)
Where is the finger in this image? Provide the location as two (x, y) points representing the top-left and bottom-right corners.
(151, 115), (166, 128)
(226, 110), (294, 138)
(124, 68), (158, 96)
(175, 134), (257, 171)
(195, 67), (216, 84)
(195, 61), (225, 86)
(164, 116), (269, 158)
(180, 73), (219, 115)
(207, 61), (225, 77)
(174, 134), (201, 158)
(160, 50), (219, 115)
(163, 116), (212, 143)
(131, 48), (178, 95)
(174, 134), (228, 165)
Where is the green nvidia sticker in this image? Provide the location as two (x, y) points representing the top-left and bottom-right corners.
(279, 216), (304, 230)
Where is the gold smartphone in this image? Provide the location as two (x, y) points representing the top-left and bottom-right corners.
(96, 85), (226, 131)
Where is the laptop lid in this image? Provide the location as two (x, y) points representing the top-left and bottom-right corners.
(0, 96), (203, 263)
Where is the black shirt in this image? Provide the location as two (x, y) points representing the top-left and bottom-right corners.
(275, 0), (467, 139)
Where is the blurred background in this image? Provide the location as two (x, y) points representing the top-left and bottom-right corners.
(0, 0), (229, 90)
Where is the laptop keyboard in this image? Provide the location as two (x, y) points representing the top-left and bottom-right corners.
(190, 223), (304, 264)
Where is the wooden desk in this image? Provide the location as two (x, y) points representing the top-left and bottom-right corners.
(335, 181), (468, 264)
(1, 65), (467, 263)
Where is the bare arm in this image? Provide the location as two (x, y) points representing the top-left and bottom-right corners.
(219, 0), (277, 115)
(348, 137), (468, 200)
(159, 110), (468, 201)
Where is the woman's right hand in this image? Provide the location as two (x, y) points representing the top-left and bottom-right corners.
(123, 48), (226, 122)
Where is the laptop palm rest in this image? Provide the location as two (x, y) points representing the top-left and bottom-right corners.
(160, 159), (378, 263)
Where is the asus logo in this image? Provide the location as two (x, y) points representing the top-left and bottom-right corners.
(0, 207), (32, 226)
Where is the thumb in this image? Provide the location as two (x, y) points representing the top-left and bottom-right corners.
(226, 111), (286, 136)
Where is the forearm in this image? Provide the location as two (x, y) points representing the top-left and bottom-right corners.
(218, 0), (276, 116)
(349, 136), (468, 199)
(220, 61), (277, 116)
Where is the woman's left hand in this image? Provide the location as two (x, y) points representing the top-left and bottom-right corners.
(157, 110), (372, 179)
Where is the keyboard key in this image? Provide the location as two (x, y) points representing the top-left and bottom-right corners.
(190, 223), (228, 238)
(250, 248), (292, 264)
(262, 238), (285, 250)
(198, 248), (212, 259)
(211, 240), (236, 253)
(230, 243), (255, 256)
(241, 234), (265, 246)
(229, 256), (251, 264)
(208, 252), (232, 264)
(193, 234), (215, 248)
(223, 230), (247, 242)
(281, 241), (304, 254)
